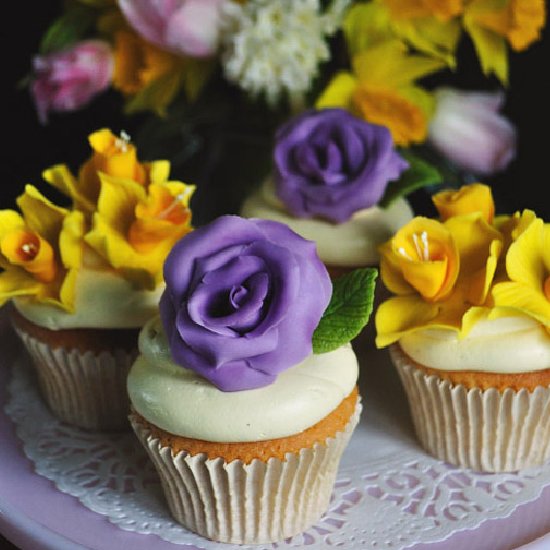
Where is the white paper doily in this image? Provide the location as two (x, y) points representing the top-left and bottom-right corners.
(5, 342), (550, 550)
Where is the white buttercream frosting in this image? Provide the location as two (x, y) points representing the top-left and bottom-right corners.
(240, 179), (413, 266)
(127, 316), (359, 442)
(13, 265), (163, 330)
(399, 316), (550, 373)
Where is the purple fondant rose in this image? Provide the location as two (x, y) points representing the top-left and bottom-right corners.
(274, 108), (409, 223)
(160, 215), (332, 391)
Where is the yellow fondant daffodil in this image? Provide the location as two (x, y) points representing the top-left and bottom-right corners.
(380, 217), (460, 301)
(43, 128), (170, 215)
(85, 176), (195, 289)
(433, 183), (495, 223)
(0, 185), (85, 310)
(376, 212), (503, 347)
(464, 0), (546, 84)
(316, 40), (445, 145)
(492, 217), (550, 326)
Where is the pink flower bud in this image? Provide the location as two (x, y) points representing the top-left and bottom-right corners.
(31, 40), (113, 124)
(117, 0), (227, 58)
(428, 88), (517, 176)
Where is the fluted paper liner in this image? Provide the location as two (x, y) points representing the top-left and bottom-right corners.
(130, 400), (362, 544)
(14, 326), (136, 431)
(390, 344), (550, 472)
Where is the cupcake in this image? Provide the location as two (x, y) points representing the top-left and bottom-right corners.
(375, 183), (550, 472)
(127, 215), (377, 543)
(3, 128), (195, 431)
(240, 108), (440, 278)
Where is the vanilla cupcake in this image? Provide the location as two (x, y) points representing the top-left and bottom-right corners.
(127, 215), (376, 543)
(240, 108), (441, 278)
(376, 183), (550, 472)
(3, 129), (194, 431)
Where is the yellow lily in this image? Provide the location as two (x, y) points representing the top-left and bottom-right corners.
(0, 185), (84, 310)
(43, 128), (170, 215)
(85, 175), (195, 289)
(316, 40), (446, 145)
(432, 183), (495, 223)
(463, 0), (546, 84)
(492, 217), (550, 326)
(344, 1), (462, 66)
(376, 213), (503, 347)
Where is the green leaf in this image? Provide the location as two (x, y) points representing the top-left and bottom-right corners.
(39, 4), (98, 55)
(312, 267), (378, 354)
(379, 150), (443, 208)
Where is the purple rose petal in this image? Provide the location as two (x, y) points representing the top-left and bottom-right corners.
(274, 108), (409, 223)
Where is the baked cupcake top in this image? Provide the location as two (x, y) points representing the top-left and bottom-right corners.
(375, 183), (550, 373)
(1, 128), (194, 329)
(128, 214), (377, 438)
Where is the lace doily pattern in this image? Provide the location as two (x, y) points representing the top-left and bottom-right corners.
(5, 356), (550, 550)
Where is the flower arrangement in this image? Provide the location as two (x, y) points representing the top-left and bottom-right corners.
(375, 182), (550, 348)
(0, 128), (194, 310)
(24, 0), (545, 222)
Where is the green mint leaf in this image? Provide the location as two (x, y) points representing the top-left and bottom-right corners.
(312, 267), (378, 354)
(379, 151), (443, 208)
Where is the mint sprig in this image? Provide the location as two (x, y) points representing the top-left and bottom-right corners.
(312, 267), (378, 354)
(379, 151), (442, 208)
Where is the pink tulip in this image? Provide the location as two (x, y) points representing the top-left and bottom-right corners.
(31, 40), (113, 124)
(117, 0), (226, 58)
(428, 88), (517, 176)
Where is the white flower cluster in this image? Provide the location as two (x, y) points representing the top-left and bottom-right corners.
(221, 0), (352, 107)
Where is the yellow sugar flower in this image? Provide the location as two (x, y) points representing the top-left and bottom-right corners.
(85, 176), (195, 289)
(380, 217), (460, 301)
(464, 0), (546, 84)
(43, 128), (170, 215)
(316, 40), (445, 145)
(376, 213), (503, 347)
(433, 183), (495, 223)
(492, 217), (550, 326)
(0, 186), (84, 310)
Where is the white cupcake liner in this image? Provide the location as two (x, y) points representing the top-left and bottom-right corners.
(130, 399), (362, 544)
(390, 344), (550, 472)
(14, 326), (136, 431)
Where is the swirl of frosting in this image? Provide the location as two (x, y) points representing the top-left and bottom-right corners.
(399, 316), (550, 373)
(13, 266), (163, 330)
(241, 179), (413, 267)
(127, 316), (359, 441)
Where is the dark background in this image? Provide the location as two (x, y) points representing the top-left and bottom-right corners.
(3, 2), (550, 221)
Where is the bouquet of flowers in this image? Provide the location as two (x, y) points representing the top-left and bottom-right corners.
(25, 0), (545, 223)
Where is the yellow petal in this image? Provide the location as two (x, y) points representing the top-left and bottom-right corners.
(343, 3), (394, 55)
(0, 210), (25, 240)
(391, 217), (459, 300)
(316, 72), (358, 110)
(42, 164), (96, 212)
(59, 210), (85, 270)
(379, 241), (417, 295)
(464, 9), (509, 84)
(433, 183), (495, 223)
(505, 217), (544, 288)
(16, 185), (67, 244)
(0, 269), (41, 307)
(147, 160), (171, 184)
(352, 41), (446, 89)
(492, 281), (550, 326)
(375, 294), (440, 347)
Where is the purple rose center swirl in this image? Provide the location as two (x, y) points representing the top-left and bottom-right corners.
(160, 215), (332, 391)
(274, 108), (409, 223)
